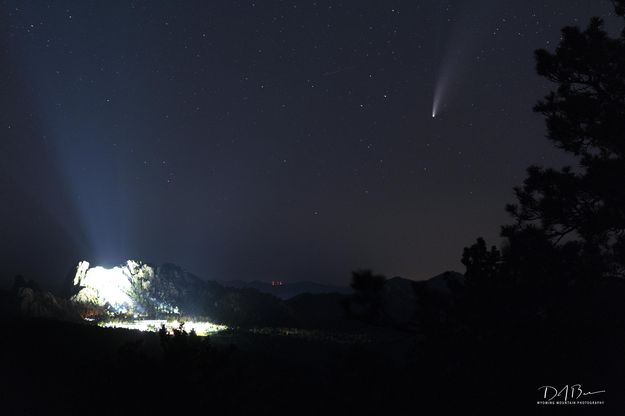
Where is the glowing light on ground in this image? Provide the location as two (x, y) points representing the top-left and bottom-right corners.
(99, 320), (228, 336)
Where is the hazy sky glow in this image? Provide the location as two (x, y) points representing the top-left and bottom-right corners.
(0, 0), (618, 288)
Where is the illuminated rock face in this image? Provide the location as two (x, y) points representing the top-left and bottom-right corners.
(70, 260), (291, 326)
(71, 260), (180, 317)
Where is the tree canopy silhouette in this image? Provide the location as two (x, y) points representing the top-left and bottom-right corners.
(413, 9), (625, 404)
(499, 6), (625, 280)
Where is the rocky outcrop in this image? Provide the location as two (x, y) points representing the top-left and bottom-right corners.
(71, 260), (192, 317)
(14, 286), (83, 321)
(69, 260), (294, 325)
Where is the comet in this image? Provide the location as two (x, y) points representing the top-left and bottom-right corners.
(432, 68), (449, 119)
(431, 90), (441, 118)
(432, 0), (503, 119)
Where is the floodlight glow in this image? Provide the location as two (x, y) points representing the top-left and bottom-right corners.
(72, 261), (139, 313)
(72, 260), (177, 316)
(79, 265), (134, 312)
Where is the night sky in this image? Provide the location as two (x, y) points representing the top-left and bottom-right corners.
(1, 0), (619, 288)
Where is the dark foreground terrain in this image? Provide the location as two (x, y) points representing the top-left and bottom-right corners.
(1, 302), (624, 416)
(0, 316), (415, 415)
